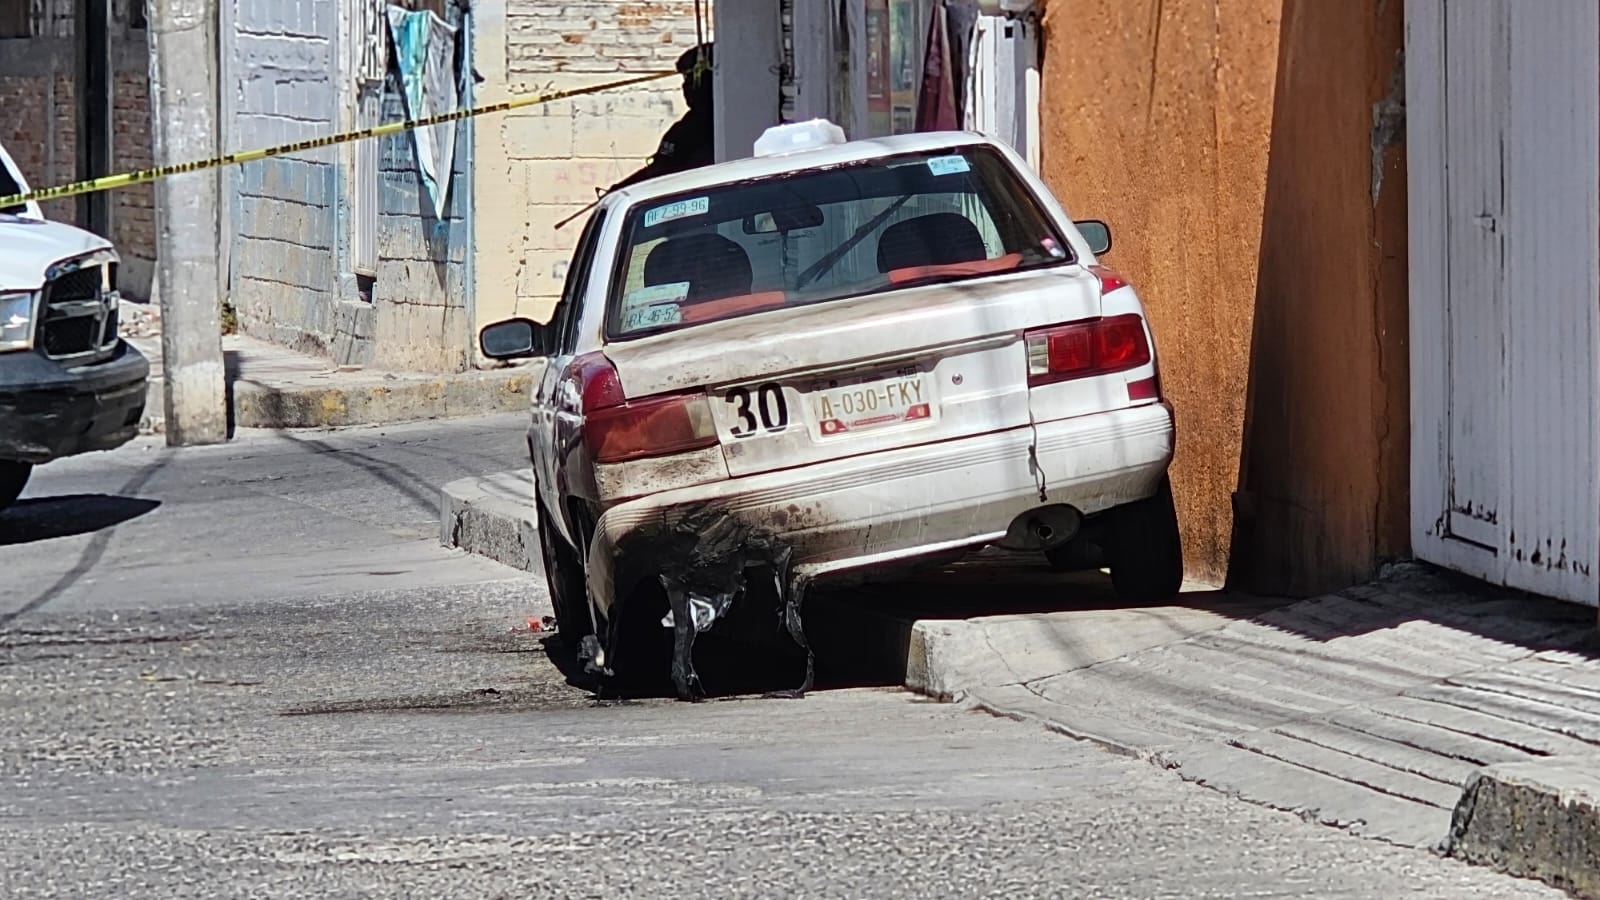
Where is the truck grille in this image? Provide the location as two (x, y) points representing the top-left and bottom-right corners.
(39, 259), (119, 361)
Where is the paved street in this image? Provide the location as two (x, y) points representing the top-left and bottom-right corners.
(0, 418), (1564, 897)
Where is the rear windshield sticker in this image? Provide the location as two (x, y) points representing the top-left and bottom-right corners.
(643, 196), (709, 228)
(622, 281), (690, 310)
(926, 155), (972, 176)
(622, 303), (684, 332)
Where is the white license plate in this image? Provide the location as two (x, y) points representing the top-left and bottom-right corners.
(812, 371), (936, 437)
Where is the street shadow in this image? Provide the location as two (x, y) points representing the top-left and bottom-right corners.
(0, 495), (160, 546)
(538, 600), (893, 702)
(1, 451), (171, 628)
(539, 633), (594, 689)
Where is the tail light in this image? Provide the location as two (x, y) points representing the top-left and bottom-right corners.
(566, 351), (719, 463)
(1025, 313), (1154, 390)
(1089, 264), (1129, 294)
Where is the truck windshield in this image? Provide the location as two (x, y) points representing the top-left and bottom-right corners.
(605, 145), (1072, 340)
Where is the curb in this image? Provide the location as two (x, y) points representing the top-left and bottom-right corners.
(124, 329), (535, 432)
(233, 370), (532, 429)
(906, 595), (1248, 701)
(1447, 758), (1600, 897)
(439, 469), (540, 572)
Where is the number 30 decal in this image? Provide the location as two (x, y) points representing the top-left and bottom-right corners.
(725, 383), (789, 437)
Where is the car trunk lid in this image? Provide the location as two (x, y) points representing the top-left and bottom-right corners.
(602, 266), (1102, 477)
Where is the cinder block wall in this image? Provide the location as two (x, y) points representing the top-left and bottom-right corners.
(368, 58), (473, 373)
(225, 0), (342, 356)
(473, 0), (710, 345)
(225, 0), (473, 372)
(0, 5), (157, 300)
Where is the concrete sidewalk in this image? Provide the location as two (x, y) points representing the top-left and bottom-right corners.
(124, 300), (534, 432)
(936, 567), (1600, 894)
(437, 468), (1600, 893)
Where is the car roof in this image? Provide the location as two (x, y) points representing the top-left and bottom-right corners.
(609, 129), (999, 206)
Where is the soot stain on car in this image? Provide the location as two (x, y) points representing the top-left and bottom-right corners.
(608, 505), (813, 702)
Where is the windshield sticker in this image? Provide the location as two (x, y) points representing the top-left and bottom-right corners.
(926, 155), (972, 176)
(643, 196), (710, 228)
(622, 281), (690, 310)
(622, 303), (684, 332)
(1040, 236), (1067, 258)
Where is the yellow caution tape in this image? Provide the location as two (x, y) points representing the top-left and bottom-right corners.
(0, 70), (677, 209)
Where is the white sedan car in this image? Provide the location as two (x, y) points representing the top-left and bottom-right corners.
(481, 121), (1178, 698)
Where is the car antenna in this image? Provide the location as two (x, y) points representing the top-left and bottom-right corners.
(556, 186), (606, 230)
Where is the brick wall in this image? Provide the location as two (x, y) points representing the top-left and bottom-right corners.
(0, 23), (158, 299)
(111, 69), (155, 292)
(473, 0), (711, 336)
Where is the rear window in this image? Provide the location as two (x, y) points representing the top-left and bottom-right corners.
(606, 145), (1073, 340)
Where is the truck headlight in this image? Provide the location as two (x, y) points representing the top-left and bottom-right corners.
(0, 291), (39, 352)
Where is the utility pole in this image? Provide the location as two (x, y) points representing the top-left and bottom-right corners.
(147, 0), (227, 445)
(75, 0), (112, 237)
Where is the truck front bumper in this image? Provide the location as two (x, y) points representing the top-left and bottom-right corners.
(0, 341), (150, 463)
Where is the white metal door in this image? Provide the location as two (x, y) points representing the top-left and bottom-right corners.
(1408, 0), (1600, 604)
(1501, 2), (1600, 601)
(1440, 0), (1507, 551)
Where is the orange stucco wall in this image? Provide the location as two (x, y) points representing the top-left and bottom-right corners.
(1038, 0), (1408, 594)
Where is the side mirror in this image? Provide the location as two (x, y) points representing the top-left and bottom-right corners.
(1074, 219), (1112, 256)
(479, 317), (547, 360)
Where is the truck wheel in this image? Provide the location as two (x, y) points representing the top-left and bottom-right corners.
(537, 499), (593, 643)
(1107, 475), (1183, 601)
(0, 462), (32, 511)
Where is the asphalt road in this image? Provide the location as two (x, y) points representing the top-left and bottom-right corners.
(0, 417), (1562, 898)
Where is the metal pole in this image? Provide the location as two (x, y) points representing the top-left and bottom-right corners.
(75, 0), (112, 236)
(148, 0), (227, 445)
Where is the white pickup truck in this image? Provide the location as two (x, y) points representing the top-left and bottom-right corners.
(0, 142), (149, 511)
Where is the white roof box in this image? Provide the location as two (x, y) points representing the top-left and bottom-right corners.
(753, 119), (847, 158)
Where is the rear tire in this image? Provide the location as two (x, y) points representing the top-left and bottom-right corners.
(0, 462), (32, 512)
(1107, 475), (1183, 601)
(1043, 533), (1105, 573)
(536, 499), (593, 643)
(603, 580), (674, 696)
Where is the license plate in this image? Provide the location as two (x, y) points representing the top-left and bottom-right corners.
(812, 371), (935, 437)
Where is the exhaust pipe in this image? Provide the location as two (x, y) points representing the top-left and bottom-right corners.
(1000, 504), (1082, 551)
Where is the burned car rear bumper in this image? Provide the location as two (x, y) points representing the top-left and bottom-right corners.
(0, 342), (149, 463)
(585, 401), (1176, 613)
